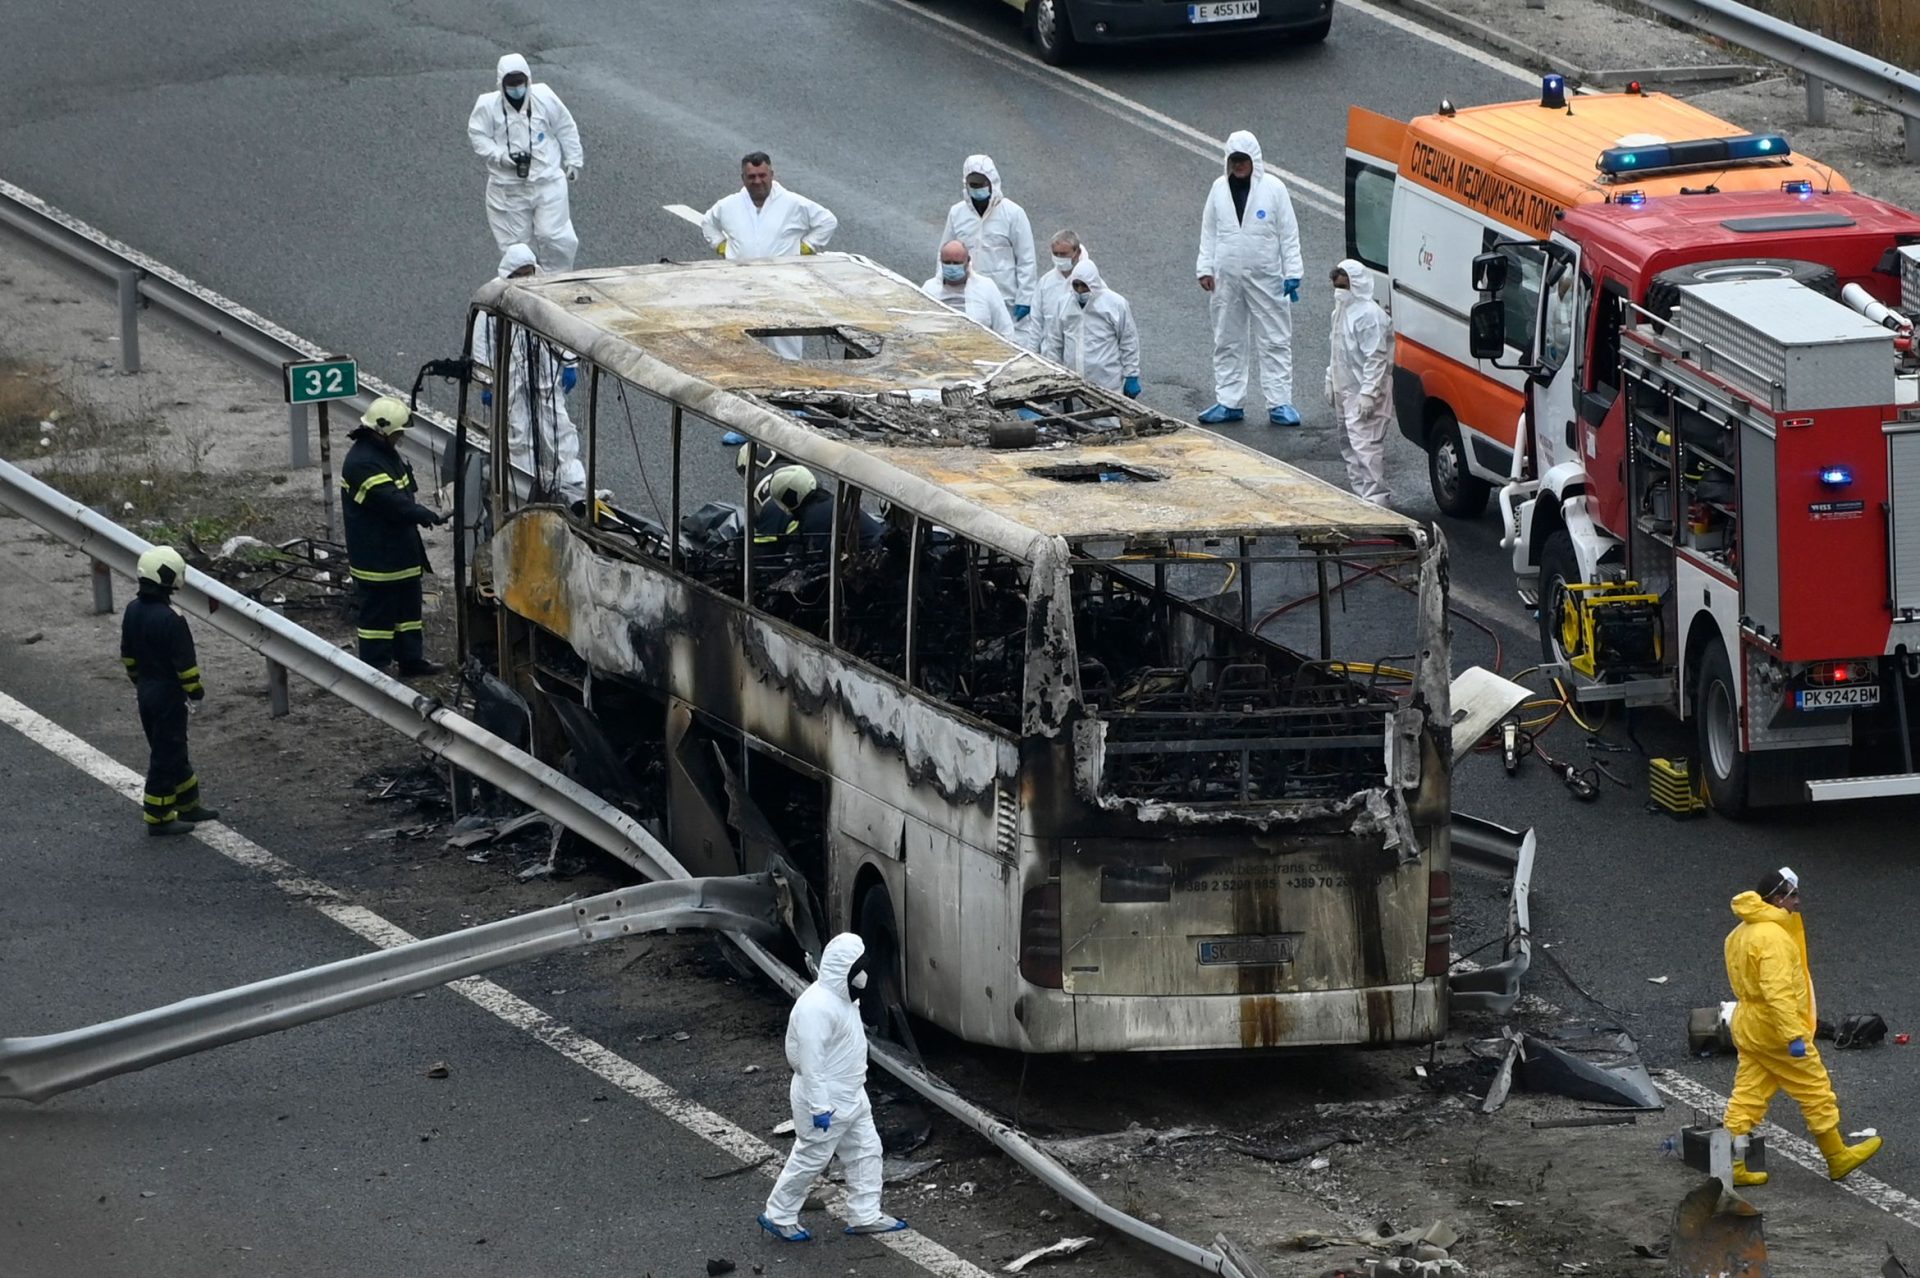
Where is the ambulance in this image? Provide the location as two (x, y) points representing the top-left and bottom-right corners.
(1345, 80), (1847, 517)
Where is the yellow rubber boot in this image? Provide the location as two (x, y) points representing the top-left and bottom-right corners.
(1731, 1159), (1769, 1187)
(1815, 1126), (1883, 1181)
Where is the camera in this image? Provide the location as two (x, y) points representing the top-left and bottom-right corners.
(511, 150), (532, 179)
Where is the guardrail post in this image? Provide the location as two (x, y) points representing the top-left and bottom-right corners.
(288, 403), (310, 469)
(266, 602), (291, 718)
(90, 558), (113, 615)
(1908, 121), (1920, 165)
(115, 268), (142, 375)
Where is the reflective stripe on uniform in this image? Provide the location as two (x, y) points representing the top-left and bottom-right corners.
(144, 792), (175, 808)
(352, 473), (396, 504)
(173, 775), (198, 795)
(176, 666), (200, 682)
(394, 620), (424, 633)
(357, 627), (397, 640)
(349, 565), (423, 582)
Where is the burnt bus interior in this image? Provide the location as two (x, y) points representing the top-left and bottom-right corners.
(466, 353), (1426, 845)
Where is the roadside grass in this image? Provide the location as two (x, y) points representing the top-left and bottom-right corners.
(1748, 0), (1920, 70)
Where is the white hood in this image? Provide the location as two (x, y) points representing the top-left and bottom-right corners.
(497, 243), (538, 278)
(496, 52), (531, 86)
(1223, 129), (1264, 176)
(1067, 257), (1106, 295)
(815, 932), (864, 1005)
(962, 153), (1004, 211)
(1336, 257), (1376, 305)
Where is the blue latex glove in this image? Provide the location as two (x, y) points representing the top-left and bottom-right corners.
(1123, 376), (1142, 398)
(561, 365), (578, 393)
(1789, 1037), (1807, 1058)
(811, 1110), (834, 1132)
(1283, 277), (1302, 304)
(1012, 304), (1031, 321)
(479, 389), (492, 408)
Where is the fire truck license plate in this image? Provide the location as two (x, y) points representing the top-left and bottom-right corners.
(1796, 686), (1880, 710)
(1189, 1), (1260, 22)
(1198, 935), (1294, 966)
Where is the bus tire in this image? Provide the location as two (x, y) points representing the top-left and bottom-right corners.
(856, 883), (904, 1033)
(1428, 410), (1491, 519)
(1027, 0), (1078, 65)
(1694, 641), (1752, 818)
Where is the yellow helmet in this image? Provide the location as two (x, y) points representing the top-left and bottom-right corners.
(137, 545), (188, 590)
(361, 396), (412, 433)
(768, 465), (818, 511)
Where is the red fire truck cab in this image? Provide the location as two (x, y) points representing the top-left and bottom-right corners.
(1476, 188), (1920, 812)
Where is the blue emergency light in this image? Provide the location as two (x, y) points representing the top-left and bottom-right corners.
(1782, 179), (1814, 196)
(1613, 190), (1647, 206)
(1540, 74), (1567, 110)
(1597, 132), (1793, 176)
(1820, 465), (1853, 488)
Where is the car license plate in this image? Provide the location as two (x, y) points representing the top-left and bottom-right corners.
(1189, 0), (1260, 23)
(1796, 685), (1880, 710)
(1198, 935), (1294, 966)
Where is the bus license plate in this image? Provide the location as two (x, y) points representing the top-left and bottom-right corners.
(1189, 0), (1260, 23)
(1796, 685), (1880, 710)
(1198, 935), (1294, 967)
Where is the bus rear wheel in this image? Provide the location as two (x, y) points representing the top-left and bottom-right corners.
(857, 884), (907, 1038)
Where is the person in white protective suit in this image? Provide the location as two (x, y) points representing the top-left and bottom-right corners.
(1195, 129), (1304, 427)
(466, 53), (584, 271)
(1043, 259), (1141, 397)
(471, 245), (587, 506)
(941, 155), (1039, 348)
(921, 240), (1016, 340)
(757, 933), (909, 1242)
(701, 151), (839, 359)
(1325, 259), (1394, 506)
(1035, 230), (1092, 358)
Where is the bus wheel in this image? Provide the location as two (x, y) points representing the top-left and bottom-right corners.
(1027, 0), (1078, 65)
(857, 885), (908, 1040)
(1695, 642), (1751, 818)
(1428, 411), (1490, 518)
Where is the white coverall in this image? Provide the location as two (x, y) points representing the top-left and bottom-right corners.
(467, 54), (584, 271)
(1043, 259), (1140, 393)
(1195, 129), (1304, 411)
(763, 934), (890, 1230)
(1034, 249), (1094, 358)
(472, 244), (586, 505)
(919, 271), (1017, 340)
(701, 181), (839, 358)
(1325, 258), (1394, 506)
(941, 155), (1039, 348)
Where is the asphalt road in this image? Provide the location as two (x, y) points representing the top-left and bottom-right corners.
(10, 0), (1920, 1238)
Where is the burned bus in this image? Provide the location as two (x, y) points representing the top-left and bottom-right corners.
(454, 253), (1457, 1052)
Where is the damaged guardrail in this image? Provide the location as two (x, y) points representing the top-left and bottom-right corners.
(0, 455), (1277, 1278)
(1447, 814), (1536, 1017)
(0, 877), (781, 1104)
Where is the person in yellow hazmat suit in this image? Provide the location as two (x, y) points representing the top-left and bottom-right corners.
(1722, 866), (1882, 1186)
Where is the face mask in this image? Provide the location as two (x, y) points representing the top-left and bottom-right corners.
(1052, 255), (1074, 274)
(1074, 292), (1091, 308)
(851, 970), (869, 990)
(940, 263), (967, 284)
(846, 954), (872, 1002)
(504, 84), (527, 103)
(969, 186), (991, 207)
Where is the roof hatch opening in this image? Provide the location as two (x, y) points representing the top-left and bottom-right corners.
(1031, 462), (1164, 484)
(747, 327), (881, 361)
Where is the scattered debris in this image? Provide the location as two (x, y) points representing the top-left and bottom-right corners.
(700, 1155), (772, 1181)
(1514, 1029), (1661, 1110)
(770, 1119), (795, 1136)
(1004, 1237), (1096, 1273)
(957, 1182), (977, 1197)
(1850, 1127), (1880, 1141)
(742, 1064), (760, 1074)
(671, 1031), (691, 1042)
(1308, 1156), (1332, 1171)
(1481, 1027), (1522, 1114)
(1490, 1200), (1524, 1209)
(424, 1061), (450, 1079)
(1687, 1004), (1736, 1056)
(1886, 1245), (1912, 1277)
(1232, 1132), (1359, 1164)
(1530, 1114), (1637, 1130)
(882, 1157), (942, 1184)
(1631, 1238), (1669, 1259)
(1380, 1222), (1460, 1255)
(1647, 975), (1670, 985)
(706, 1260), (736, 1276)
(876, 1101), (934, 1156)
(1043, 1123), (1215, 1169)
(1668, 1176), (1767, 1275)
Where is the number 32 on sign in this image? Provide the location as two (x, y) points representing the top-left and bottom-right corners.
(284, 358), (359, 405)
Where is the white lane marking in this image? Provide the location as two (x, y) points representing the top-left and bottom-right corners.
(1450, 952), (1920, 1229)
(0, 689), (990, 1278)
(663, 202), (704, 226)
(853, 0), (1342, 218)
(1337, 0), (1542, 87)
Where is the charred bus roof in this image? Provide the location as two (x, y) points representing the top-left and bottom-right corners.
(471, 254), (1417, 556)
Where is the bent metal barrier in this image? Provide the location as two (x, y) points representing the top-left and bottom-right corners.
(0, 455), (1279, 1278)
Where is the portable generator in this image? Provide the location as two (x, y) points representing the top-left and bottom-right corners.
(1555, 581), (1664, 678)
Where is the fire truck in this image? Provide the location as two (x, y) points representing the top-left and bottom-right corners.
(1469, 184), (1920, 813)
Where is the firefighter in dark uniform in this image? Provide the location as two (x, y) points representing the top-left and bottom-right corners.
(121, 546), (219, 837)
(341, 396), (449, 677)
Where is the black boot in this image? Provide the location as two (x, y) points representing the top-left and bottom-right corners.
(177, 806), (222, 824)
(397, 659), (446, 678)
(147, 820), (195, 838)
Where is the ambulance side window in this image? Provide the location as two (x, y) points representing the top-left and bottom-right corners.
(1345, 160), (1394, 273)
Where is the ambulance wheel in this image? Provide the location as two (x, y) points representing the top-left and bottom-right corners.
(1695, 642), (1752, 818)
(1536, 529), (1582, 669)
(1028, 0), (1078, 65)
(1428, 411), (1490, 518)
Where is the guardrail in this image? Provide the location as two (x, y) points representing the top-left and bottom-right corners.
(0, 178), (467, 475)
(1636, 0), (1920, 163)
(0, 453), (1273, 1278)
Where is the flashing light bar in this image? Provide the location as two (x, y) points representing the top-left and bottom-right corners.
(1783, 179), (1814, 194)
(1820, 465), (1853, 488)
(1596, 132), (1792, 176)
(1613, 190), (1647, 206)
